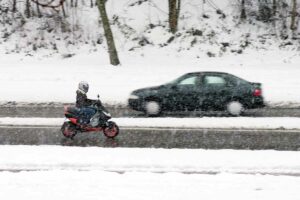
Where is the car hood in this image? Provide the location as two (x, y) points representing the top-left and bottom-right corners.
(132, 85), (167, 94)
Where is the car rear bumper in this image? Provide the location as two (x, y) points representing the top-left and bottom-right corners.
(246, 97), (265, 109)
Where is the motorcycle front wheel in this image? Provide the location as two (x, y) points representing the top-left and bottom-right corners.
(61, 121), (77, 139)
(103, 121), (119, 138)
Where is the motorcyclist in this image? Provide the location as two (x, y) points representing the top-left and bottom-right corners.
(76, 81), (99, 125)
(76, 81), (110, 127)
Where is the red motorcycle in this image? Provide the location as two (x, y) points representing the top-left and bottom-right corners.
(61, 99), (119, 139)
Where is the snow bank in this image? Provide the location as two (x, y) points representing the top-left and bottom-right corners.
(1, 117), (300, 130)
(1, 146), (300, 200)
(0, 145), (299, 174)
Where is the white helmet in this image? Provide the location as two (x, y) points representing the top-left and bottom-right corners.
(78, 81), (89, 93)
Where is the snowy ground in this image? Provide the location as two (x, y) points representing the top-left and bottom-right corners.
(0, 146), (300, 200)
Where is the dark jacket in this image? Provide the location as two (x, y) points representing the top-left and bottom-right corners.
(76, 90), (93, 108)
(76, 90), (107, 112)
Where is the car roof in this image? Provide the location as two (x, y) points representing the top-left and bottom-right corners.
(186, 71), (231, 76)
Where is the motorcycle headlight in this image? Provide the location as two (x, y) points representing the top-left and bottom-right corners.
(103, 111), (111, 117)
(129, 94), (139, 100)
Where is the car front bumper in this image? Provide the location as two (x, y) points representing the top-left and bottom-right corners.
(128, 98), (144, 111)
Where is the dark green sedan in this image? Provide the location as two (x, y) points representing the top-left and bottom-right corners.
(128, 72), (265, 116)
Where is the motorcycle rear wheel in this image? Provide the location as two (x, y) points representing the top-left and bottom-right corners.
(103, 121), (119, 138)
(61, 122), (77, 139)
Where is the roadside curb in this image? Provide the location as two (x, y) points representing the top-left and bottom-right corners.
(1, 124), (300, 132)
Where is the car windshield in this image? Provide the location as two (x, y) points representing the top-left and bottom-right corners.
(166, 74), (193, 85)
(165, 76), (183, 85)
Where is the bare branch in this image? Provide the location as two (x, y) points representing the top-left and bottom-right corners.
(30, 0), (65, 9)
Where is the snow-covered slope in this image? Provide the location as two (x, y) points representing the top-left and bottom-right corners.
(0, 0), (299, 57)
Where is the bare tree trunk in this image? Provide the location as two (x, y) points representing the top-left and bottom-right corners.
(36, 3), (42, 18)
(90, 0), (94, 8)
(272, 0), (277, 17)
(168, 0), (180, 34)
(96, 0), (120, 66)
(62, 3), (66, 17)
(240, 0), (247, 20)
(290, 0), (297, 31)
(25, 0), (31, 18)
(12, 0), (17, 12)
(279, 0), (288, 38)
(272, 0), (277, 29)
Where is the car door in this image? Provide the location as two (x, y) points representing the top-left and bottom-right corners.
(201, 74), (233, 109)
(164, 74), (203, 111)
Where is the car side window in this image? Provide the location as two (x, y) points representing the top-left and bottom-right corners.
(203, 76), (226, 86)
(178, 76), (198, 86)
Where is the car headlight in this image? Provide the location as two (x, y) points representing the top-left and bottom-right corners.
(129, 94), (139, 100)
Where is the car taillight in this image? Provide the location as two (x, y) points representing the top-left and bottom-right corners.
(253, 89), (262, 97)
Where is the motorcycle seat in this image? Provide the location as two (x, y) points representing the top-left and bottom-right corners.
(66, 107), (81, 115)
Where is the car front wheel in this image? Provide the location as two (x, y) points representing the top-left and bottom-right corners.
(226, 101), (244, 116)
(144, 100), (161, 116)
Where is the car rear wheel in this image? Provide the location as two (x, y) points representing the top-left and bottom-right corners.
(226, 101), (244, 116)
(144, 101), (161, 116)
